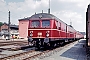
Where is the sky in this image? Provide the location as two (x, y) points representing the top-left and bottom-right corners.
(0, 0), (90, 32)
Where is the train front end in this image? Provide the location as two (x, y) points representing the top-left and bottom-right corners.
(28, 14), (52, 49)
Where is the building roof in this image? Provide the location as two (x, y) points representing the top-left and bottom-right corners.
(1, 23), (18, 30)
(2, 22), (8, 26)
(10, 25), (18, 30)
(10, 25), (18, 28)
(80, 32), (86, 35)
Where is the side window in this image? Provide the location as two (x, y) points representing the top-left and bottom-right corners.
(64, 25), (66, 31)
(67, 26), (68, 32)
(57, 22), (59, 29)
(59, 22), (61, 30)
(61, 23), (63, 30)
(55, 21), (58, 29)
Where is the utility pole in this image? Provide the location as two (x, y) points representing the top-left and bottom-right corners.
(48, 0), (50, 14)
(8, 11), (10, 40)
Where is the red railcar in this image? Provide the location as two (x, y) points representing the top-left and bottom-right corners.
(28, 13), (83, 48)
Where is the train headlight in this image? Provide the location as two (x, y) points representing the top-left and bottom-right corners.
(30, 33), (33, 37)
(46, 31), (50, 33)
(30, 31), (33, 33)
(46, 33), (49, 37)
(30, 31), (33, 37)
(46, 31), (49, 37)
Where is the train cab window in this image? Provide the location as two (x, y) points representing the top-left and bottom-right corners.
(31, 20), (40, 28)
(42, 20), (50, 28)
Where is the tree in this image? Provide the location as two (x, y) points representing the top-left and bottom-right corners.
(0, 22), (3, 26)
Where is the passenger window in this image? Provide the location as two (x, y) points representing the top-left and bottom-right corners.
(59, 27), (61, 30)
(59, 22), (61, 30)
(55, 21), (58, 29)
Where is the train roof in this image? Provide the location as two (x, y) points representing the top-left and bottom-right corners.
(30, 13), (54, 19)
(30, 13), (65, 23)
(19, 13), (66, 24)
(19, 13), (76, 29)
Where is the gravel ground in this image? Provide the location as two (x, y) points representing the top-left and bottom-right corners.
(0, 50), (25, 58)
(38, 39), (86, 60)
(8, 51), (41, 60)
(0, 39), (86, 60)
(0, 39), (35, 59)
(0, 47), (36, 58)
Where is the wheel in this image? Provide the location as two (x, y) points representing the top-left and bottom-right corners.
(60, 41), (64, 46)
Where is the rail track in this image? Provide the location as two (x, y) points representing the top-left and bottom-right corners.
(0, 40), (78, 60)
(0, 50), (40, 60)
(0, 40), (27, 43)
(23, 41), (78, 60)
(0, 40), (29, 54)
(0, 41), (28, 46)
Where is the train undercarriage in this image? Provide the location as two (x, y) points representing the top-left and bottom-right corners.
(30, 38), (79, 50)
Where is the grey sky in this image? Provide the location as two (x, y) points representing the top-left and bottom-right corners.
(0, 0), (90, 32)
(5, 0), (24, 3)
